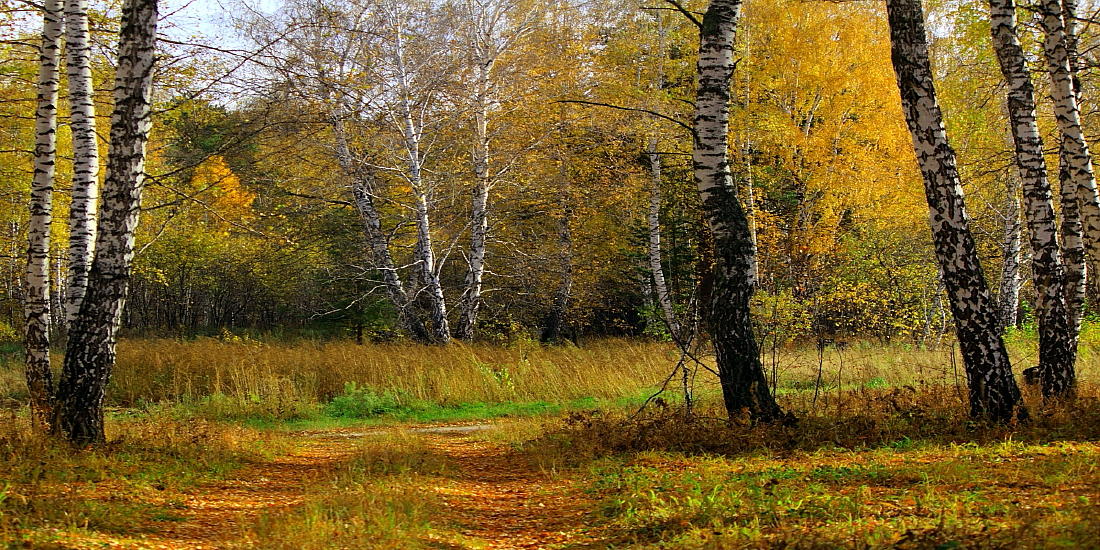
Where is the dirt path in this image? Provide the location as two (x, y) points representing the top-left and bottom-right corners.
(424, 431), (597, 549)
(128, 425), (598, 549)
(140, 433), (362, 549)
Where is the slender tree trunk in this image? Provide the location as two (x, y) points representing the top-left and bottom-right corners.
(644, 17), (679, 340)
(24, 0), (64, 429)
(998, 172), (1022, 331)
(988, 0), (1077, 388)
(647, 140), (680, 339)
(457, 60), (492, 341)
(1058, 0), (1087, 343)
(542, 148), (574, 344)
(393, 18), (449, 343)
(53, 0), (159, 445)
(62, 0), (100, 324)
(330, 116), (431, 342)
(693, 0), (783, 422)
(887, 0), (1023, 422)
(1038, 0), (1094, 396)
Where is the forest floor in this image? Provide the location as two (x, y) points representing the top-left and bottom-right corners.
(6, 422), (603, 549)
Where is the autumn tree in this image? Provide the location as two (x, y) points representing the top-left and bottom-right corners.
(886, 0), (1023, 421)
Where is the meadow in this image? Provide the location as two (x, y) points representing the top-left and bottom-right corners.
(1, 331), (1099, 548)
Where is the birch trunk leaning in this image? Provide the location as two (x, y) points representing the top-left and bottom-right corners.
(330, 115), (431, 342)
(988, 0), (1077, 388)
(1038, 0), (1093, 396)
(24, 0), (64, 429)
(53, 0), (159, 445)
(63, 0), (100, 324)
(693, 0), (783, 422)
(1057, 0), (1086, 345)
(887, 0), (1023, 422)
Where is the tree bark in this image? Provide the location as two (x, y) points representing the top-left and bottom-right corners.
(998, 171), (1022, 331)
(693, 0), (783, 422)
(988, 0), (1077, 389)
(1058, 0), (1086, 346)
(887, 0), (1023, 422)
(542, 146), (574, 344)
(330, 115), (431, 342)
(457, 53), (493, 341)
(24, 0), (64, 429)
(62, 0), (100, 324)
(53, 0), (158, 445)
(1038, 0), (1093, 397)
(647, 140), (680, 340)
(392, 15), (450, 343)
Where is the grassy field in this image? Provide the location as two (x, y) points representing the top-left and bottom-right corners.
(1, 333), (1099, 548)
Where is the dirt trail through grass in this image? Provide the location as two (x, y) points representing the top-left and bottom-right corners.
(423, 429), (597, 549)
(134, 425), (595, 549)
(142, 433), (361, 548)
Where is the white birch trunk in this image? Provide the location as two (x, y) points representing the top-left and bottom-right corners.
(998, 172), (1022, 331)
(457, 56), (492, 341)
(392, 17), (450, 343)
(1038, 0), (1092, 396)
(1058, 0), (1086, 344)
(62, 0), (100, 324)
(887, 0), (1023, 421)
(693, 0), (782, 422)
(54, 0), (158, 445)
(988, 0), (1077, 394)
(24, 0), (64, 429)
(1041, 0), (1100, 270)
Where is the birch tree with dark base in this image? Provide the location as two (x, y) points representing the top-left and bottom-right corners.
(693, 0), (783, 423)
(1037, 0), (1096, 397)
(24, 0), (64, 429)
(62, 0), (100, 324)
(887, 0), (1023, 422)
(53, 0), (159, 445)
(988, 0), (1076, 392)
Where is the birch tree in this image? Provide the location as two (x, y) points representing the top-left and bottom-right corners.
(62, 0), (100, 323)
(53, 0), (159, 445)
(24, 0), (64, 429)
(384, 3), (451, 343)
(987, 0), (1076, 390)
(644, 13), (681, 341)
(454, 0), (533, 340)
(1037, 0), (1096, 397)
(693, 0), (783, 422)
(886, 0), (1023, 422)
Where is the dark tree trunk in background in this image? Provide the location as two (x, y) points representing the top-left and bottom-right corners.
(887, 0), (1024, 422)
(53, 0), (159, 445)
(692, 0), (783, 423)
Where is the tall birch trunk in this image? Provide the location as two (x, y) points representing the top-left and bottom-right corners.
(330, 116), (431, 342)
(24, 0), (64, 429)
(456, 57), (492, 341)
(988, 0), (1077, 388)
(53, 0), (158, 445)
(1038, 0), (1093, 396)
(1058, 0), (1086, 344)
(693, 0), (783, 422)
(392, 18), (450, 343)
(644, 17), (680, 340)
(887, 0), (1023, 422)
(62, 0), (100, 324)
